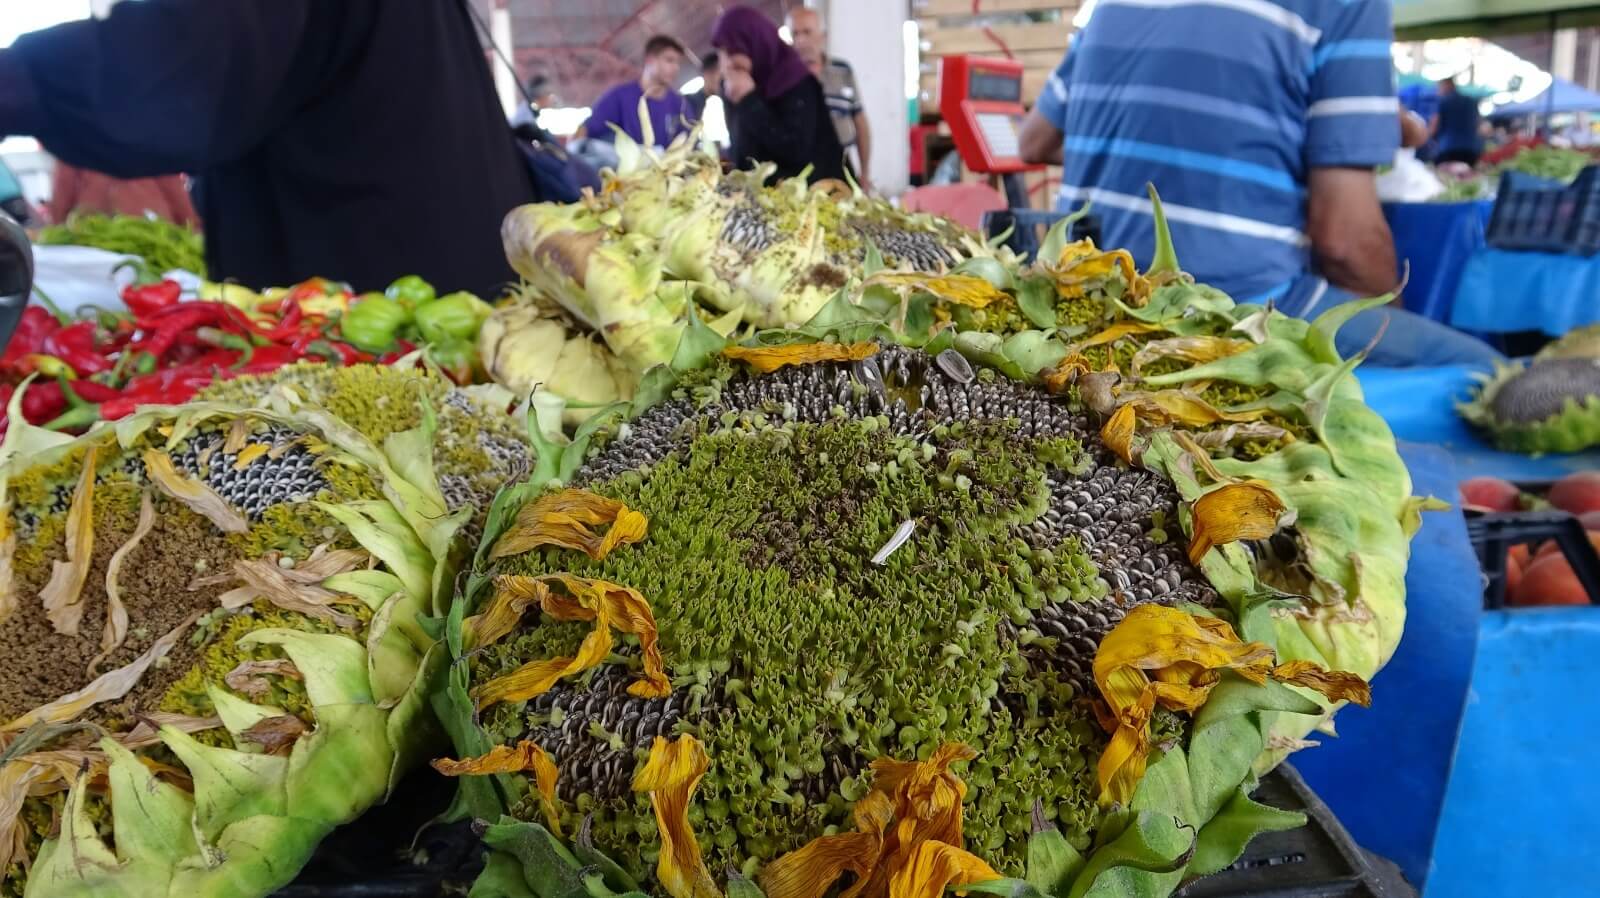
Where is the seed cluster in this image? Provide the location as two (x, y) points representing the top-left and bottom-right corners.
(847, 220), (959, 271)
(1489, 358), (1600, 424)
(172, 428), (325, 519)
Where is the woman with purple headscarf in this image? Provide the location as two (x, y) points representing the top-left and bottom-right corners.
(710, 5), (847, 183)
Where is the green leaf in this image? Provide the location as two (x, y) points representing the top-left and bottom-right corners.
(961, 878), (1054, 898)
(670, 302), (731, 374)
(473, 851), (541, 898)
(204, 684), (285, 748)
(238, 629), (373, 707)
(1017, 277), (1059, 330)
(159, 726), (290, 839)
(1040, 202), (1092, 264)
(863, 240), (887, 276)
(950, 256), (1015, 291)
(102, 737), (197, 867)
(1026, 802), (1086, 894)
(166, 813), (331, 897)
(1144, 186), (1179, 278)
(323, 569), (407, 613)
(727, 871), (769, 898)
(1187, 678), (1317, 823)
(576, 815), (644, 894)
(1003, 331), (1070, 379)
(1306, 293), (1394, 366)
(1187, 786), (1307, 877)
(1067, 810), (1194, 898)
(481, 817), (590, 898)
(284, 702), (392, 827)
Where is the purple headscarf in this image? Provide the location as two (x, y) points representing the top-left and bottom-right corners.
(710, 5), (813, 101)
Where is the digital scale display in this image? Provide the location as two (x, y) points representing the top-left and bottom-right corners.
(968, 71), (1022, 104)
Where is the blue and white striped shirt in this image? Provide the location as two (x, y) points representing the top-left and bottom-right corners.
(1036, 0), (1397, 309)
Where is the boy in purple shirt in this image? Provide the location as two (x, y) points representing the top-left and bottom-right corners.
(582, 35), (688, 148)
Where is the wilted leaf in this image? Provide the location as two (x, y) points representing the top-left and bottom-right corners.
(1102, 405), (1138, 465)
(2, 613), (199, 733)
(240, 715), (307, 755)
(40, 445), (98, 636)
(224, 659), (303, 701)
(119, 712), (222, 749)
(89, 492), (157, 672)
(633, 735), (721, 898)
(143, 448), (249, 534)
(1072, 321), (1162, 352)
(1270, 661), (1372, 707)
(722, 342), (878, 374)
(213, 546), (369, 628)
(1121, 391), (1268, 428)
(1042, 355), (1093, 394)
(1188, 481), (1289, 565)
(0, 761), (56, 872)
(1193, 423), (1293, 451)
(1130, 336), (1251, 376)
(490, 489), (649, 561)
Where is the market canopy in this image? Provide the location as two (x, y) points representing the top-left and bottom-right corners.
(1492, 77), (1600, 115)
(1395, 0), (1600, 39)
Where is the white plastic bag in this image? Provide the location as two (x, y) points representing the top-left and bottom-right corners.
(1376, 149), (1444, 203)
(29, 244), (132, 313)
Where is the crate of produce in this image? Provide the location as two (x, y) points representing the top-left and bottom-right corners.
(1484, 166), (1600, 255)
(1460, 474), (1600, 607)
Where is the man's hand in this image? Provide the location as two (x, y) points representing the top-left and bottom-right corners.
(1306, 167), (1398, 299)
(1019, 110), (1063, 165)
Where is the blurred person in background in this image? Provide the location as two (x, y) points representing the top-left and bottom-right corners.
(1018, 0), (1500, 367)
(786, 8), (870, 189)
(1431, 77), (1484, 166)
(510, 73), (558, 134)
(712, 6), (846, 184)
(0, 0), (535, 296)
(48, 164), (199, 228)
(686, 52), (720, 123)
(580, 35), (689, 148)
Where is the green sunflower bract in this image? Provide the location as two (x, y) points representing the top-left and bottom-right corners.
(437, 194), (1429, 898)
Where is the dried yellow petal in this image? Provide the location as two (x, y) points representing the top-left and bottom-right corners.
(40, 446), (98, 636)
(432, 739), (564, 834)
(143, 448), (249, 534)
(1092, 605), (1369, 806)
(1073, 321), (1163, 351)
(1041, 355), (1093, 394)
(761, 831), (881, 898)
(232, 443), (269, 470)
(888, 840), (1001, 898)
(1101, 404), (1137, 465)
(1123, 391), (1268, 428)
(491, 488), (650, 560)
(868, 273), (1007, 309)
(0, 510), (16, 624)
(722, 342), (878, 374)
(538, 574), (672, 698)
(464, 575), (548, 650)
(633, 735), (721, 898)
(89, 492), (156, 671)
(1187, 480), (1289, 565)
(1130, 336), (1251, 376)
(471, 622), (612, 711)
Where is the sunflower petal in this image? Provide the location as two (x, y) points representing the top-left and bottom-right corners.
(471, 619), (612, 711)
(39, 446), (98, 636)
(867, 273), (1006, 309)
(143, 448), (249, 534)
(761, 831), (880, 898)
(1101, 405), (1138, 465)
(89, 492), (156, 671)
(1187, 480), (1289, 565)
(723, 342), (878, 374)
(1073, 321), (1162, 351)
(1125, 391), (1269, 428)
(491, 488), (650, 560)
(433, 739), (565, 834)
(1130, 336), (1252, 376)
(1272, 661), (1373, 707)
(465, 576), (548, 650)
(632, 735), (721, 898)
(888, 840), (1002, 898)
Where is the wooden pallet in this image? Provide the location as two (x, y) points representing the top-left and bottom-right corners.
(912, 1), (1076, 109)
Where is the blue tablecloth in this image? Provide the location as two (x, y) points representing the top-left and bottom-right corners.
(1356, 364), (1600, 480)
(1384, 200), (1493, 323)
(1451, 247), (1600, 335)
(1294, 443), (1480, 890)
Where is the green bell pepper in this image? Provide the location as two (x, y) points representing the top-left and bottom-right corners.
(341, 293), (411, 353)
(414, 291), (493, 344)
(427, 338), (479, 384)
(384, 275), (436, 311)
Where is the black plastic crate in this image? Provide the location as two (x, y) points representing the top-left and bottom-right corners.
(1464, 506), (1600, 608)
(982, 208), (1102, 262)
(1484, 166), (1600, 255)
(271, 765), (1410, 898)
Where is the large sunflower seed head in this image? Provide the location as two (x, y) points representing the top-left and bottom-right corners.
(1489, 357), (1600, 424)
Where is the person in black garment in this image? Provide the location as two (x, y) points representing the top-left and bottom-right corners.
(710, 5), (846, 184)
(0, 0), (535, 297)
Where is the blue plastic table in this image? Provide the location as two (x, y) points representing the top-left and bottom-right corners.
(1451, 247), (1600, 335)
(1356, 364), (1600, 481)
(1383, 200), (1493, 323)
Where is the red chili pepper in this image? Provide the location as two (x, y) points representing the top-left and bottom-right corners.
(22, 381), (66, 425)
(133, 304), (238, 359)
(61, 378), (124, 403)
(121, 280), (182, 317)
(1, 307), (62, 369)
(263, 300), (305, 342)
(40, 322), (112, 376)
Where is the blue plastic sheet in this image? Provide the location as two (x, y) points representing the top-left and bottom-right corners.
(1293, 443), (1480, 890)
(1426, 607), (1600, 898)
(1451, 247), (1600, 335)
(1384, 200), (1493, 323)
(1356, 365), (1600, 480)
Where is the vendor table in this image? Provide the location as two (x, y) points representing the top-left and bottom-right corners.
(1451, 247), (1600, 336)
(1383, 200), (1493, 323)
(1356, 364), (1600, 481)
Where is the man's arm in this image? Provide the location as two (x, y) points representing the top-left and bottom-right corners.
(1, 0), (316, 178)
(1306, 167), (1397, 298)
(1019, 110), (1063, 165)
(852, 110), (871, 182)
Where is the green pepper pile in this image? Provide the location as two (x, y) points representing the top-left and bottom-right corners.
(341, 276), (493, 382)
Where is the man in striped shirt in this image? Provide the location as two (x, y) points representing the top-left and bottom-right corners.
(1018, 0), (1500, 367)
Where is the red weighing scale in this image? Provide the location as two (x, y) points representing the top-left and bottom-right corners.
(938, 55), (1041, 176)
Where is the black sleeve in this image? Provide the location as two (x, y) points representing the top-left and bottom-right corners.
(728, 83), (824, 173)
(0, 0), (325, 177)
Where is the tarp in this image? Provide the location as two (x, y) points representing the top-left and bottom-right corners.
(1492, 76), (1600, 115)
(1395, 0), (1600, 39)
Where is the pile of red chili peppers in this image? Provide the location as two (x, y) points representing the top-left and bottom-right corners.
(0, 279), (405, 436)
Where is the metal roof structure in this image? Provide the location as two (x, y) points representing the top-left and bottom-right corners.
(507, 0), (792, 106)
